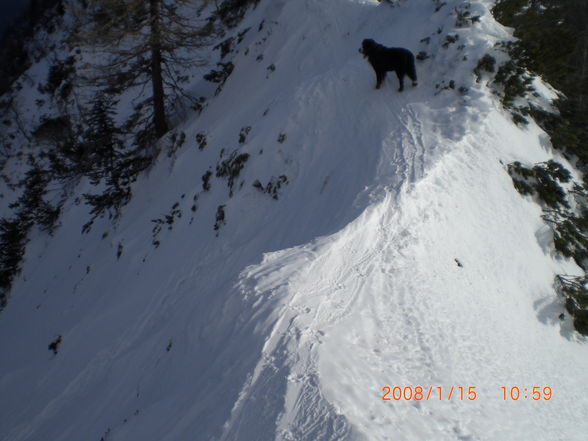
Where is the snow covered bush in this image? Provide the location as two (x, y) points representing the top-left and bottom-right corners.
(214, 204), (226, 232)
(216, 151), (250, 196)
(252, 175), (288, 200)
(215, 0), (261, 28)
(556, 275), (588, 335)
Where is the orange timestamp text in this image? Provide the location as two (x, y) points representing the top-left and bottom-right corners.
(381, 386), (478, 401)
(381, 386), (553, 401)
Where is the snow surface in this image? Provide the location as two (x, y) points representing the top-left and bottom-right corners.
(1, 0), (587, 440)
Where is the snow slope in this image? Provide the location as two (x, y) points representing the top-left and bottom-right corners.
(1, 0), (587, 440)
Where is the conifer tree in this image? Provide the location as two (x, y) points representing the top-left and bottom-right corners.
(84, 91), (122, 183)
(82, 90), (148, 219)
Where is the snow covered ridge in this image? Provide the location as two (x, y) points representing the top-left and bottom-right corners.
(1, 0), (588, 440)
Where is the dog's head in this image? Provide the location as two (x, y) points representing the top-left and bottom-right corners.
(359, 38), (377, 57)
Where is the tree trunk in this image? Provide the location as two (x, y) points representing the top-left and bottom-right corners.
(149, 0), (168, 138)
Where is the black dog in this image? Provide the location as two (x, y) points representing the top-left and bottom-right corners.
(359, 38), (418, 91)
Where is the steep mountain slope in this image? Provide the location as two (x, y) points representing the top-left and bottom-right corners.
(1, 1), (587, 440)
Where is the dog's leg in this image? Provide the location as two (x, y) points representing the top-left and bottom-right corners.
(396, 71), (405, 92)
(375, 70), (386, 89)
(408, 66), (418, 87)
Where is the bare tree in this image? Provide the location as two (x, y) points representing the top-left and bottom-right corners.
(80, 0), (216, 139)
